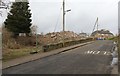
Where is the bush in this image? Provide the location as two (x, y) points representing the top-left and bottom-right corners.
(2, 28), (21, 49)
(43, 38), (93, 52)
(2, 27), (37, 49)
(15, 36), (36, 46)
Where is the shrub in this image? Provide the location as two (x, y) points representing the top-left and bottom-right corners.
(43, 38), (93, 52)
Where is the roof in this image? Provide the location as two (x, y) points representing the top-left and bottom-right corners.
(91, 29), (114, 36)
(79, 33), (87, 35)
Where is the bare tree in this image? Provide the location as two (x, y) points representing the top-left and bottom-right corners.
(30, 25), (37, 36)
(0, 0), (11, 16)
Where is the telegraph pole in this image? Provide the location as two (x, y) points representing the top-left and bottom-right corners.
(96, 17), (98, 33)
(96, 17), (99, 39)
(63, 0), (65, 32)
(62, 0), (65, 47)
(62, 0), (71, 46)
(36, 26), (38, 49)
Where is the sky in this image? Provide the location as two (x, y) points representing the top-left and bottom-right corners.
(0, 0), (119, 35)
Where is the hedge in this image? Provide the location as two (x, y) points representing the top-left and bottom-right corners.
(43, 38), (93, 52)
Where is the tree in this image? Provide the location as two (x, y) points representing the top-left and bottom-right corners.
(4, 1), (32, 37)
(30, 25), (37, 36)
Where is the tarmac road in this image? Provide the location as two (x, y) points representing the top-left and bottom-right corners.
(3, 40), (114, 74)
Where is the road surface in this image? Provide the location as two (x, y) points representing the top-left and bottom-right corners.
(3, 40), (114, 74)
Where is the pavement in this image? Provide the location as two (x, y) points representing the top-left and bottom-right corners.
(111, 65), (118, 74)
(3, 40), (118, 74)
(2, 41), (93, 69)
(110, 43), (118, 75)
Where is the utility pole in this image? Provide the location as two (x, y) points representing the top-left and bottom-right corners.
(62, 0), (65, 47)
(62, 0), (71, 46)
(35, 26), (38, 49)
(91, 17), (98, 34)
(63, 0), (65, 32)
(96, 17), (98, 33)
(30, 25), (38, 54)
(96, 17), (99, 39)
(91, 17), (99, 40)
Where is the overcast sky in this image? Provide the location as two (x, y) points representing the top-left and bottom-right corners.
(0, 0), (119, 35)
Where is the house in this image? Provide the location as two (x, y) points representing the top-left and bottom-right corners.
(19, 33), (26, 36)
(79, 33), (88, 38)
(91, 29), (114, 40)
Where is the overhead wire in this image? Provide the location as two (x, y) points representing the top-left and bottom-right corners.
(54, 3), (62, 32)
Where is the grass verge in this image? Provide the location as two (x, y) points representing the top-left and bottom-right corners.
(3, 46), (43, 62)
(118, 36), (120, 73)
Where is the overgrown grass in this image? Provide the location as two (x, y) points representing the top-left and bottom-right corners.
(3, 46), (43, 62)
(108, 37), (115, 40)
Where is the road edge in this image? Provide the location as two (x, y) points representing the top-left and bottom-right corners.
(2, 41), (94, 69)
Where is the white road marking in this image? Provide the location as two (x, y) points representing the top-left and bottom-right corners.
(85, 50), (111, 55)
(92, 51), (96, 54)
(86, 51), (98, 54)
(104, 52), (107, 55)
(96, 51), (100, 54)
(106, 52), (111, 55)
(87, 51), (93, 54)
(90, 51), (93, 54)
(87, 50), (90, 54)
